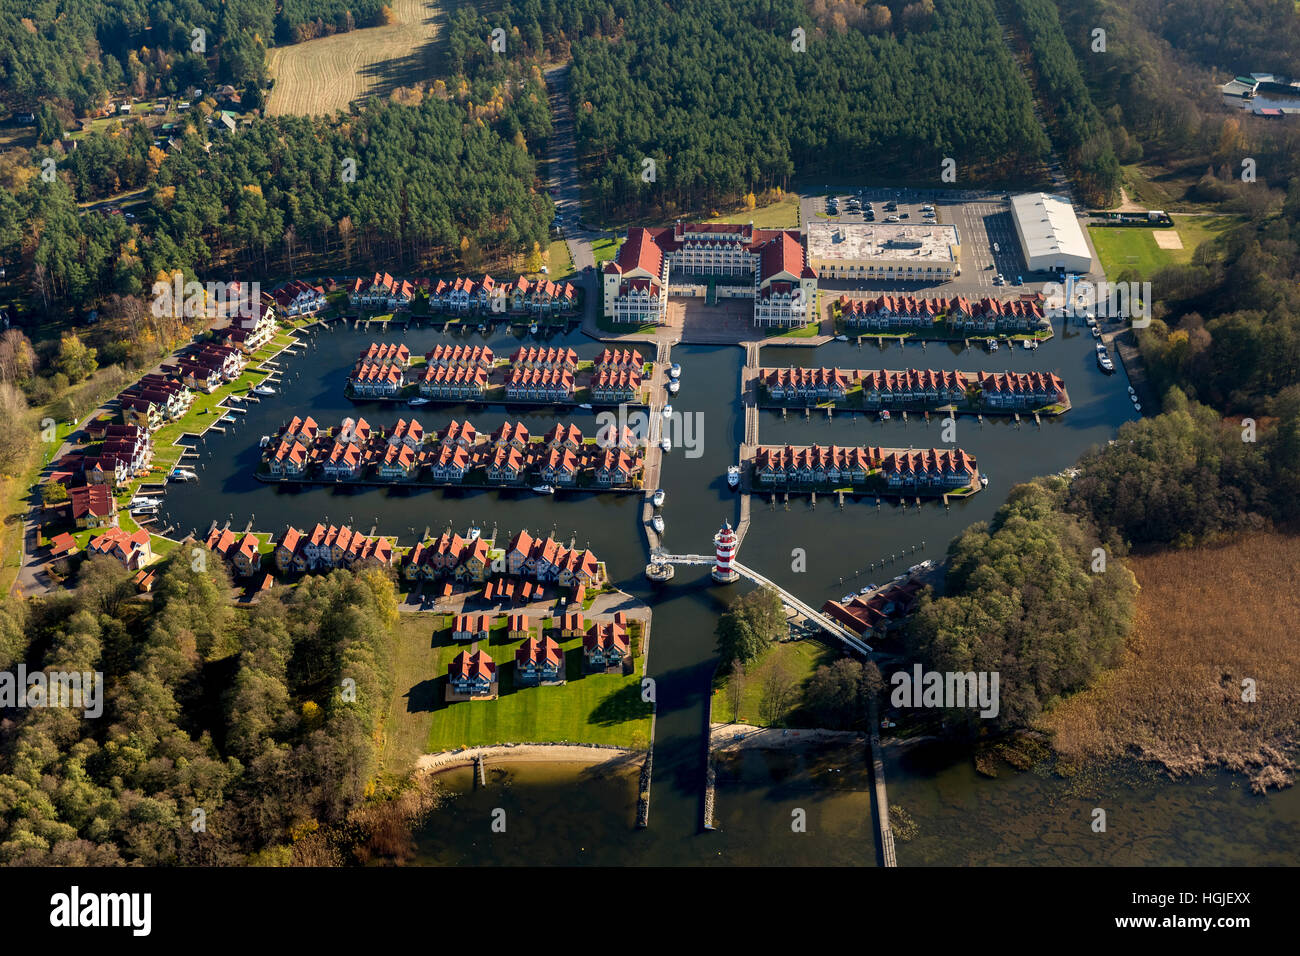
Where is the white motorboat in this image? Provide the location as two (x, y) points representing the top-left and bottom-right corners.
(171, 469), (197, 482)
(859, 585), (873, 595)
(662, 404), (673, 418)
(259, 435), (272, 447)
(835, 334), (849, 342)
(652, 488), (665, 507)
(726, 465), (740, 488)
(667, 379), (680, 395)
(408, 397), (430, 407)
(842, 594), (856, 603)
(980, 473), (989, 487)
(130, 505), (158, 516)
(130, 497), (162, 508)
(529, 323), (538, 334)
(467, 526), (482, 541)
(660, 437), (671, 453)
(252, 385), (276, 396)
(578, 403), (593, 410)
(532, 484), (555, 495)
(1022, 339), (1033, 350)
(669, 363), (681, 379)
(987, 338), (998, 351)
(1091, 325), (1102, 339)
(651, 515), (665, 533)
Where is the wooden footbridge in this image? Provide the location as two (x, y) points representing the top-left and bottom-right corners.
(654, 552), (872, 656)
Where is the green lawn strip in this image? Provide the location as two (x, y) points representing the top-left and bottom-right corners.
(763, 321), (820, 339)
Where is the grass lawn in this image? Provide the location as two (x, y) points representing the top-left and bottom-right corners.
(708, 194), (801, 229)
(596, 314), (659, 335)
(712, 639), (839, 726)
(546, 239), (574, 278)
(1089, 214), (1243, 281)
(1087, 226), (1171, 279)
(764, 321), (821, 339)
(591, 237), (621, 266)
(381, 612), (653, 772)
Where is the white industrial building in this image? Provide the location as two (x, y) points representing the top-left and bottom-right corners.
(1010, 193), (1092, 274)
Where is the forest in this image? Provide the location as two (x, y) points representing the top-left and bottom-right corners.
(0, 554), (400, 865)
(539, 0), (1049, 219)
(0, 0), (394, 116)
(1005, 0), (1121, 206)
(5, 94), (552, 312)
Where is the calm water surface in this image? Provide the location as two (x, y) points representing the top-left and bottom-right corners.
(160, 320), (1297, 864)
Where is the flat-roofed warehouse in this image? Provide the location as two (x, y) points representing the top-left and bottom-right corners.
(1010, 192), (1092, 273)
(805, 221), (961, 282)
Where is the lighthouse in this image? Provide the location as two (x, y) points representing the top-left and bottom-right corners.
(712, 520), (740, 583)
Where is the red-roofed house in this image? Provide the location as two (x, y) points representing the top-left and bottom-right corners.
(602, 227), (669, 324)
(447, 648), (498, 699)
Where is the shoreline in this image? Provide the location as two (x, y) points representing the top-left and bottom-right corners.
(416, 743), (645, 776)
(709, 722), (868, 752)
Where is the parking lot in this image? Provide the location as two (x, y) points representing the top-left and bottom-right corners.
(798, 187), (1067, 299)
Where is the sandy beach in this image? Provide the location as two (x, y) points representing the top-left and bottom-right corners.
(416, 743), (644, 775)
(709, 723), (868, 751)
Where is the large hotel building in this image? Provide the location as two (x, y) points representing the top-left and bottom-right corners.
(602, 222), (819, 328)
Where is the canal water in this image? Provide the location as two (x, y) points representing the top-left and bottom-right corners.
(158, 319), (1299, 864)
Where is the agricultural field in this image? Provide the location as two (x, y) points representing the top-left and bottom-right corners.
(266, 0), (446, 117)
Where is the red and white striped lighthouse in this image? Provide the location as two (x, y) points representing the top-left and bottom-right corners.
(712, 520), (740, 583)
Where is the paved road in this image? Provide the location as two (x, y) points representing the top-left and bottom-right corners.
(544, 65), (596, 275)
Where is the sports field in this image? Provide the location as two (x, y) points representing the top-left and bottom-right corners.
(1088, 214), (1243, 280)
(266, 0), (446, 116)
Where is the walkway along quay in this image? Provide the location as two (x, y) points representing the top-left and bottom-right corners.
(252, 474), (644, 495)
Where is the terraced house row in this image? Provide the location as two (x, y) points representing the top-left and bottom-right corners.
(347, 343), (645, 404)
(116, 370), (195, 430)
(759, 367), (1066, 409)
(837, 293), (1049, 334)
(752, 444), (979, 490)
(403, 529), (606, 590)
(52, 422), (155, 492)
(273, 523), (396, 573)
(345, 272), (578, 315)
(263, 415), (645, 488)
